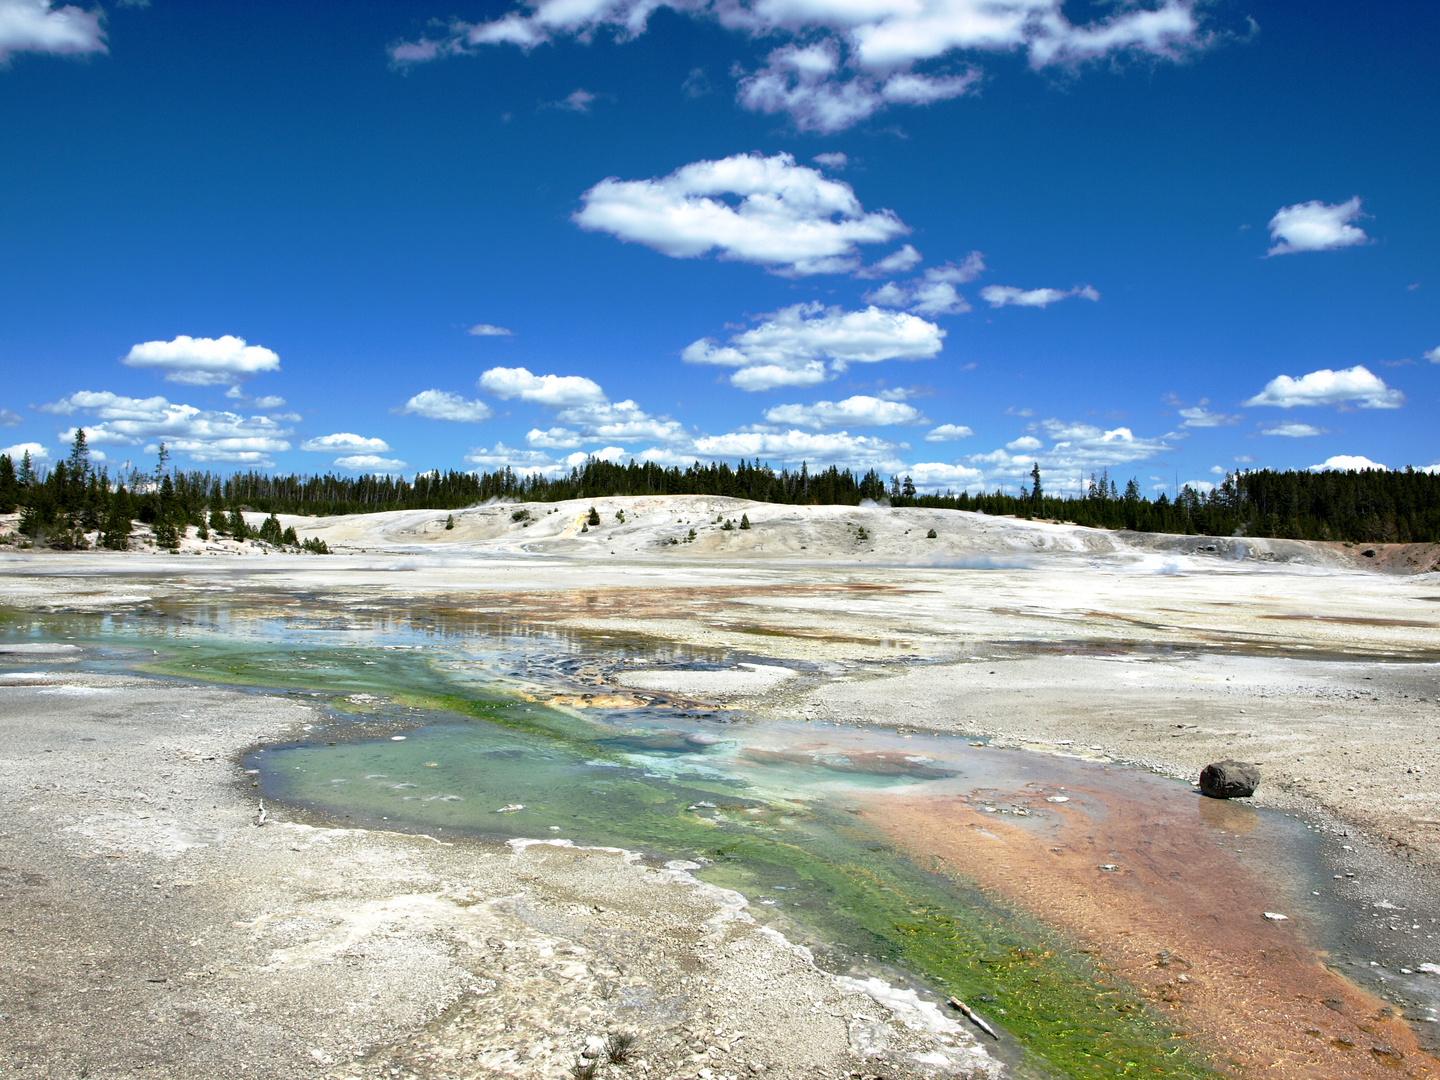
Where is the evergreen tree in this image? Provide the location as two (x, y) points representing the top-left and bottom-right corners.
(67, 428), (91, 479)
(739, 513), (751, 530)
(1030, 462), (1043, 506)
(0, 454), (17, 513)
(228, 507), (249, 540)
(587, 506), (601, 526)
(18, 450), (35, 487)
(100, 487), (134, 550)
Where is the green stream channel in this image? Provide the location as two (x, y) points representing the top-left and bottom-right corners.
(4, 601), (1356, 1078)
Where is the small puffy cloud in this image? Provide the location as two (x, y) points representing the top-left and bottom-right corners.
(1261, 422), (1326, 438)
(812, 151), (847, 169)
(1266, 197), (1368, 256)
(0, 0), (105, 65)
(121, 334), (281, 386)
(574, 152), (908, 276)
(906, 281), (971, 317)
(762, 395), (924, 429)
(526, 427), (583, 449)
(478, 366), (606, 407)
(300, 433), (391, 453)
(907, 461), (983, 488)
(692, 428), (905, 469)
(1424, 346), (1440, 364)
(1006, 435), (1043, 451)
(0, 408), (21, 427)
(1, 440), (48, 462)
(565, 446), (628, 466)
(334, 454), (407, 472)
(37, 390), (293, 465)
(864, 252), (984, 315)
(467, 323), (513, 337)
(398, 390), (494, 423)
(1310, 454), (1386, 472)
(980, 284), (1099, 308)
(1178, 405), (1240, 428)
(924, 423), (973, 442)
(683, 302), (944, 391)
(1243, 365), (1403, 410)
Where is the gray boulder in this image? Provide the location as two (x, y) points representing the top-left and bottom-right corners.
(1199, 759), (1260, 799)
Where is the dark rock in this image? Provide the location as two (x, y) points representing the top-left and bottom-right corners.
(1199, 759), (1260, 799)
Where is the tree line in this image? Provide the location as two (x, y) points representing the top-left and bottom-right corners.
(3, 433), (1437, 548)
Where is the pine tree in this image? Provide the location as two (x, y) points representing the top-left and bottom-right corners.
(587, 506), (601, 526)
(1030, 462), (1043, 506)
(739, 513), (751, 530)
(228, 507), (248, 540)
(100, 487), (134, 550)
(67, 428), (91, 479)
(0, 455), (17, 513)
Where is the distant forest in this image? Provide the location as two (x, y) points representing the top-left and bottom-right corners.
(3, 432), (1439, 548)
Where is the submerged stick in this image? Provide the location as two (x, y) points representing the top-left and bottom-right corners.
(948, 997), (999, 1040)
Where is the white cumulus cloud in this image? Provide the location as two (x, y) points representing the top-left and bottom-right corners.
(907, 461), (983, 488)
(478, 366), (607, 407)
(391, 0), (1207, 131)
(526, 426), (584, 449)
(300, 433), (391, 453)
(121, 334), (281, 387)
(467, 323), (513, 336)
(924, 423), (973, 442)
(1310, 455), (1386, 472)
(574, 152), (908, 276)
(1, 440), (48, 463)
(1266, 197), (1368, 256)
(762, 395), (924, 429)
(0, 0), (105, 64)
(38, 390), (293, 465)
(398, 390), (494, 423)
(1243, 365), (1403, 410)
(1424, 346), (1440, 364)
(683, 302), (944, 391)
(980, 284), (1099, 308)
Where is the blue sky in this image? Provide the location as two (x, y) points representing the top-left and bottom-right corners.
(1, 0), (1435, 493)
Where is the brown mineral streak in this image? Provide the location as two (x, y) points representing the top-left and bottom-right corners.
(868, 789), (1438, 1079)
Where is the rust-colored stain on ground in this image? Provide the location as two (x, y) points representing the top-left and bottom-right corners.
(865, 788), (1438, 1080)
